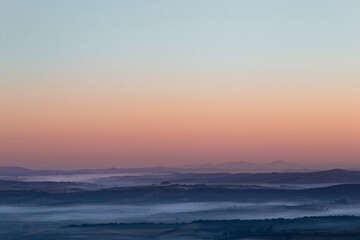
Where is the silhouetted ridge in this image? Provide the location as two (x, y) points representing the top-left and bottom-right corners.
(0, 166), (32, 176)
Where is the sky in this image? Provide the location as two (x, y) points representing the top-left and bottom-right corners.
(1, 0), (360, 169)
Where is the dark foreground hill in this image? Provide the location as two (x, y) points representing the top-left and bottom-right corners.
(66, 216), (360, 240)
(2, 216), (360, 240)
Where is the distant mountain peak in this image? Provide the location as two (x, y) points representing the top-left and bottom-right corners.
(220, 161), (257, 166)
(323, 168), (349, 173)
(264, 161), (298, 165)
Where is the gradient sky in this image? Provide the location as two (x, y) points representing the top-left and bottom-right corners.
(1, 0), (360, 169)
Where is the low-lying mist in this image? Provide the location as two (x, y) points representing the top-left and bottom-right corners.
(1, 201), (360, 224)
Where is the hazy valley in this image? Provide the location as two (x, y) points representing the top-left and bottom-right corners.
(2, 165), (360, 239)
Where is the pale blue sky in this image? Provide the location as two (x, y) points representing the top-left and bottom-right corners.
(1, 1), (360, 168)
(1, 0), (360, 84)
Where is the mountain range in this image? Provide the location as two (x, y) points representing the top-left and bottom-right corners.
(1, 161), (358, 176)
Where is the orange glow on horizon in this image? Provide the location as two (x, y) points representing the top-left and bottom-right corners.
(1, 74), (359, 168)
